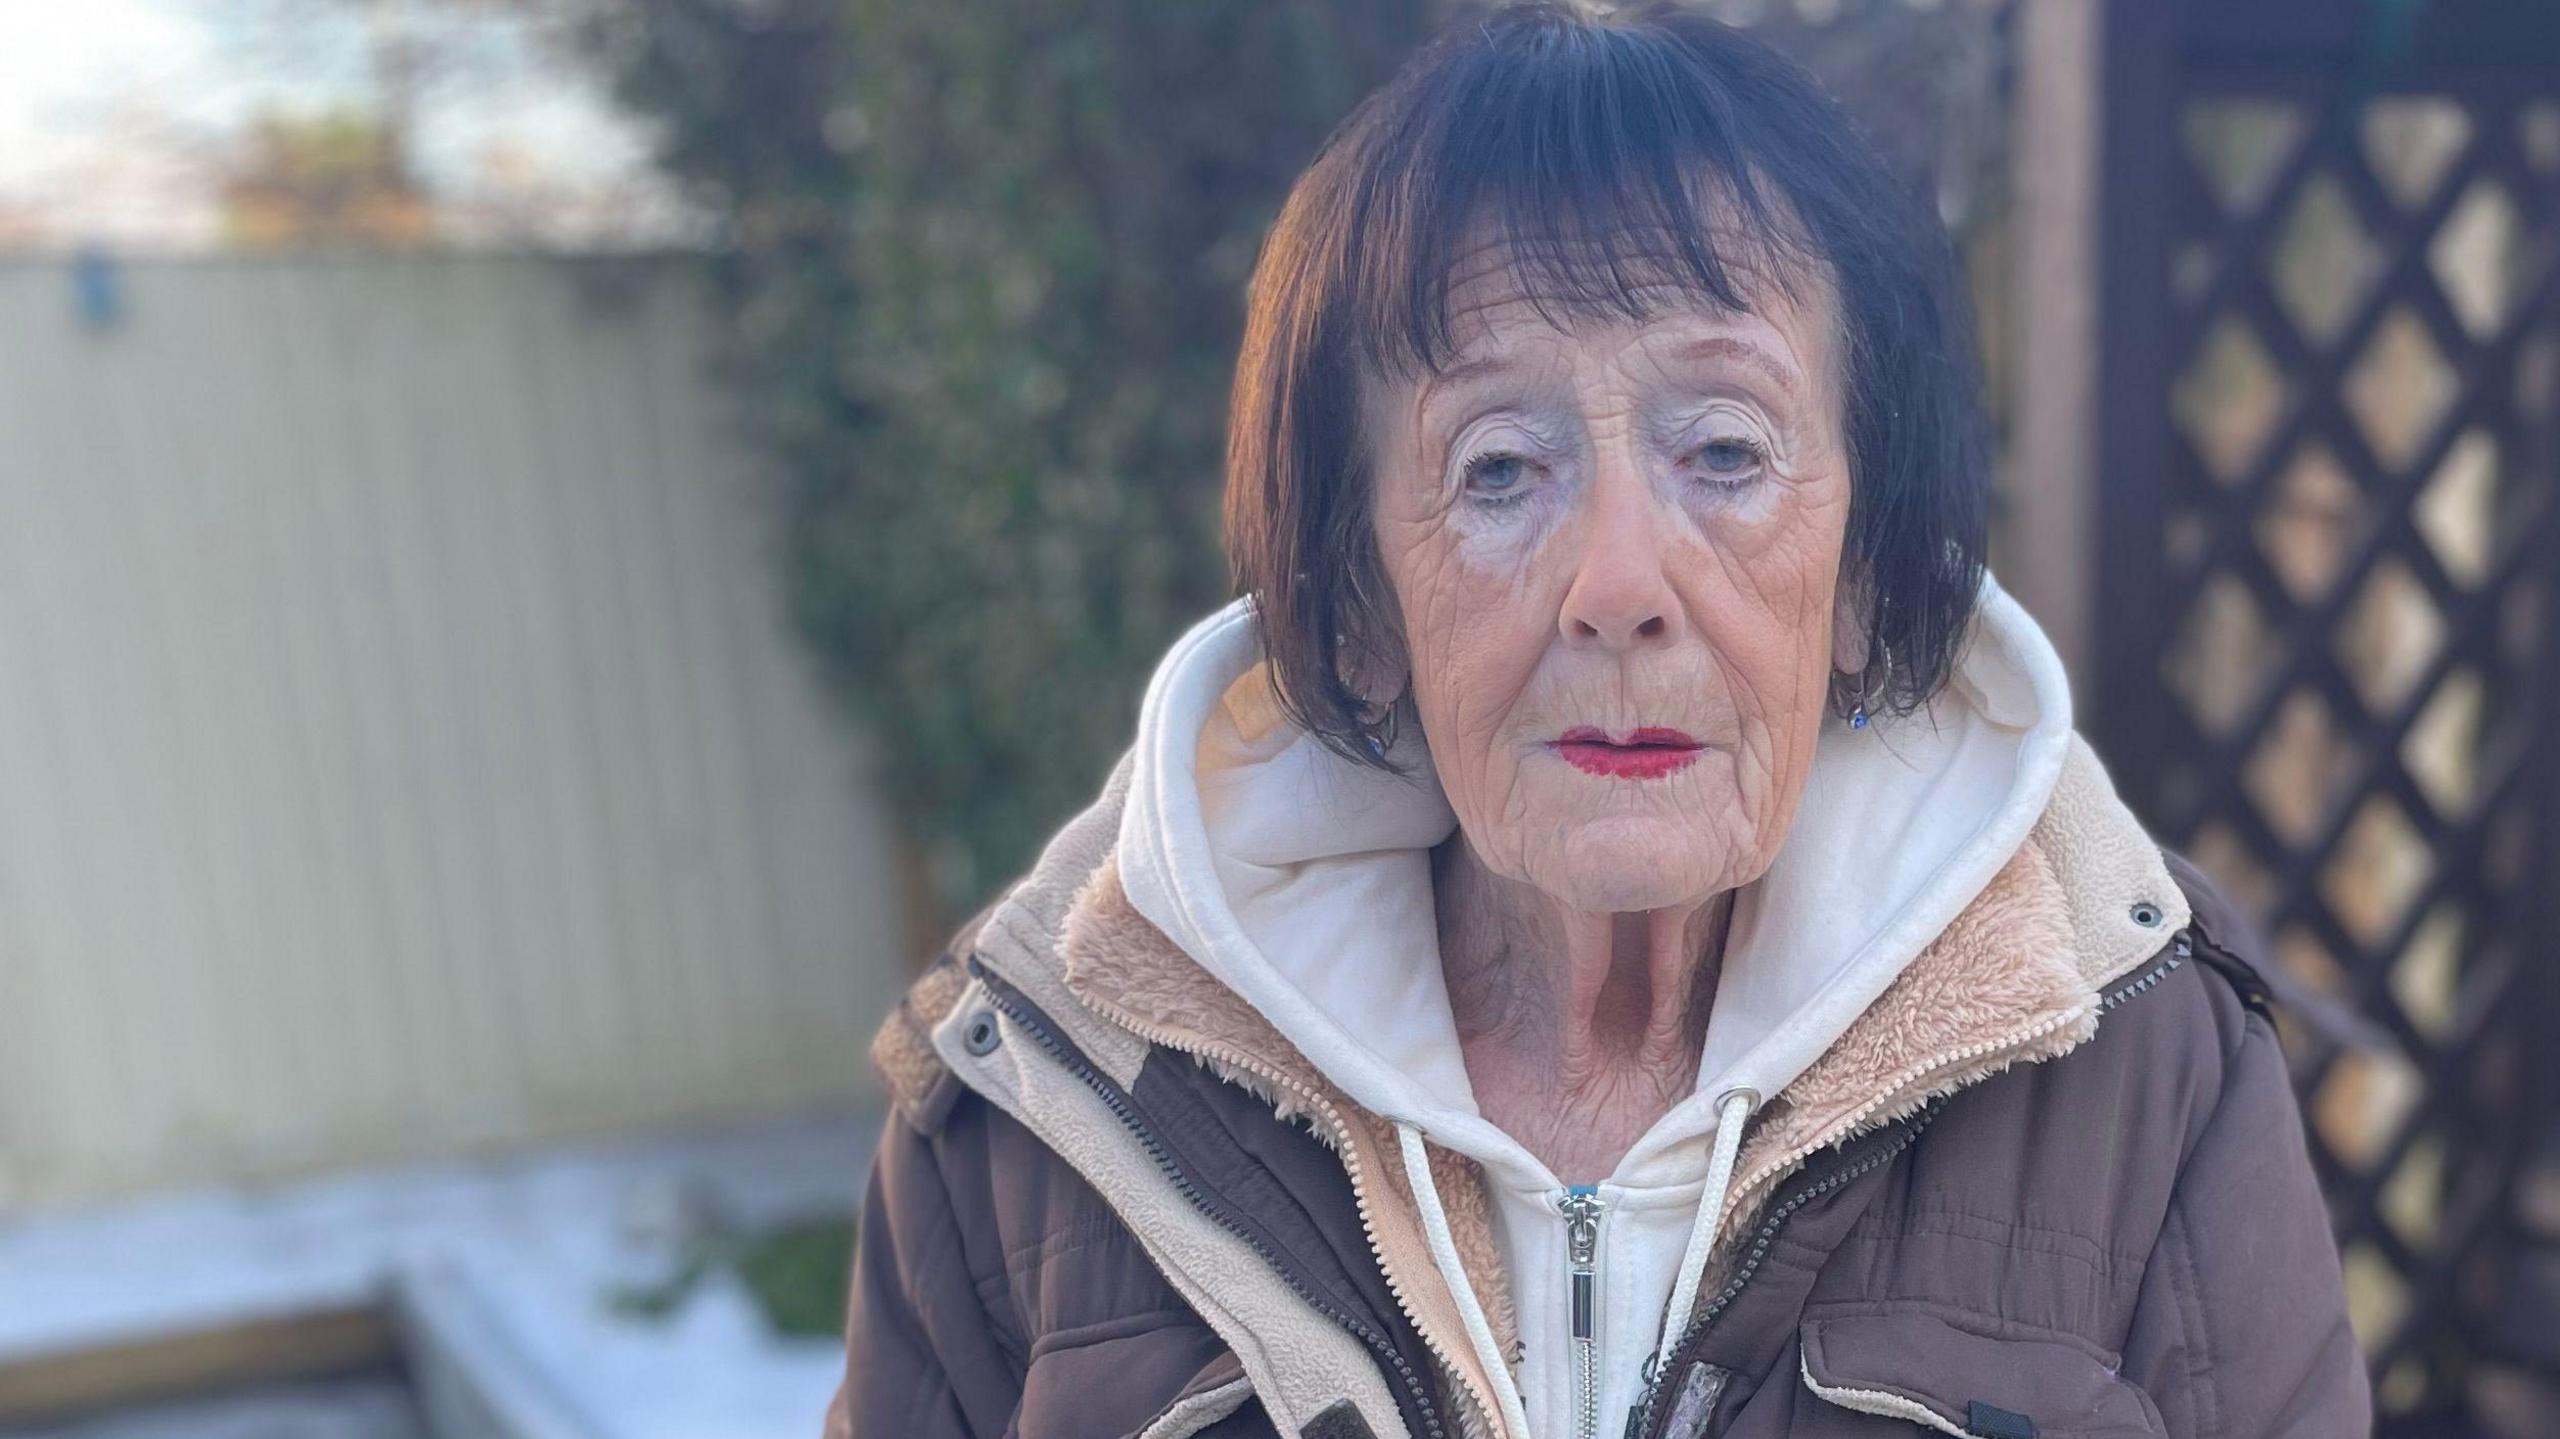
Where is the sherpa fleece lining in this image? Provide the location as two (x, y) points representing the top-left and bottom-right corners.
(1110, 569), (2079, 1194)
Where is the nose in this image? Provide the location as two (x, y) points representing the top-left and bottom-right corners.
(1557, 464), (1684, 651)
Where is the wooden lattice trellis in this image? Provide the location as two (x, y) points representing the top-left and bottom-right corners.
(2092, 4), (2560, 1434)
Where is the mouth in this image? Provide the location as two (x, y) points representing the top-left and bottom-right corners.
(1550, 725), (1706, 780)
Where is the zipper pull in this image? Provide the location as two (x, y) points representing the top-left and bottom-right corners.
(1562, 1185), (1606, 1439)
(1562, 1186), (1602, 1339)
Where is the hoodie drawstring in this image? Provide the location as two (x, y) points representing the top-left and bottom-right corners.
(1651, 1087), (1758, 1373)
(1398, 1088), (1760, 1439)
(1398, 1121), (1534, 1439)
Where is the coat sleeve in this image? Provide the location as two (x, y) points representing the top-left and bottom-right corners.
(2117, 981), (2373, 1437)
(823, 1112), (1021, 1439)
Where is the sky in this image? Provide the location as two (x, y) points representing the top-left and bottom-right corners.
(0, 0), (678, 250)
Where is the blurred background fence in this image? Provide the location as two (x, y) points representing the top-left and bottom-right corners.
(0, 255), (905, 1209)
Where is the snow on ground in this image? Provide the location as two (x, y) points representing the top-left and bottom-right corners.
(0, 1111), (877, 1439)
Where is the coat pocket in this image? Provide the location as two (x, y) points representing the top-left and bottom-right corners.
(1134, 1349), (1262, 1439)
(1008, 1316), (1268, 1439)
(1797, 1310), (2168, 1438)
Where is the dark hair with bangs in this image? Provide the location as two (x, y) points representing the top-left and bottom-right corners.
(1223, 0), (1989, 771)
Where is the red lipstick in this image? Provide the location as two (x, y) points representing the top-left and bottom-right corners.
(1551, 725), (1705, 779)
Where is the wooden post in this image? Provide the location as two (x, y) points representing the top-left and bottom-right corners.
(2003, 0), (2104, 700)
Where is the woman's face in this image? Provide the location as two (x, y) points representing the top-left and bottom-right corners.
(1363, 236), (1862, 915)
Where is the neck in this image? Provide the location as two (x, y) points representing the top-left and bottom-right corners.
(1433, 834), (1734, 1184)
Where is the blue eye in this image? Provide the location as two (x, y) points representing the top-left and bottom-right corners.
(1693, 437), (1765, 485)
(1461, 450), (1534, 505)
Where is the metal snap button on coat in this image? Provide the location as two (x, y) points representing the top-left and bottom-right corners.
(963, 1009), (1002, 1055)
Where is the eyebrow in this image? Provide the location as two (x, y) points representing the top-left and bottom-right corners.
(1419, 333), (1800, 419)
(1417, 353), (1519, 416)
(1675, 336), (1799, 396)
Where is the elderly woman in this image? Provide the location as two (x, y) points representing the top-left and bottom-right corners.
(827, 6), (2366, 1437)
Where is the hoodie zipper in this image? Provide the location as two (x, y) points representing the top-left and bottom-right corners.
(963, 957), (1449, 1439)
(1617, 935), (2193, 1439)
(1561, 1186), (1606, 1439)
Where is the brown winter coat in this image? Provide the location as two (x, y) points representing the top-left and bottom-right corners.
(823, 734), (2370, 1438)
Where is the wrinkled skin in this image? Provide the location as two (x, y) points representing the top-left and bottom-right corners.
(1359, 231), (1862, 1184)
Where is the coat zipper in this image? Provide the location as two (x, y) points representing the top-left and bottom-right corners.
(1561, 1186), (1606, 1439)
(963, 956), (1449, 1439)
(1714, 931), (2195, 1257)
(1620, 1102), (1940, 1439)
(1055, 967), (1512, 1437)
(1619, 936), (2193, 1439)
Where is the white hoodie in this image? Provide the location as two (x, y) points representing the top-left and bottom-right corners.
(1114, 566), (2075, 1439)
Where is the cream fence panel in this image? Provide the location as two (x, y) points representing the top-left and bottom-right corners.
(0, 255), (904, 1208)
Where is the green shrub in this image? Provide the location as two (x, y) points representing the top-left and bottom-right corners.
(603, 0), (1439, 927)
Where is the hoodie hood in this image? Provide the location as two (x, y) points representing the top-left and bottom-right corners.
(1116, 566), (2074, 1193)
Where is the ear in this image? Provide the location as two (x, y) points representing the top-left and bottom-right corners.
(1829, 573), (1873, 676)
(1351, 632), (1413, 711)
(1339, 566), (1412, 714)
(1340, 618), (1412, 714)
